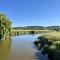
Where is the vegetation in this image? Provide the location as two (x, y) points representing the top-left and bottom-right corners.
(13, 26), (60, 31)
(34, 32), (60, 60)
(12, 26), (60, 35)
(0, 13), (12, 39)
(12, 29), (53, 36)
(13, 26), (44, 30)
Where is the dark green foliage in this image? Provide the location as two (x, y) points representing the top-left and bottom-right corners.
(29, 30), (35, 34)
(34, 35), (60, 60)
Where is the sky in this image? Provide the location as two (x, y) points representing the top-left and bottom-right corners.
(0, 0), (60, 27)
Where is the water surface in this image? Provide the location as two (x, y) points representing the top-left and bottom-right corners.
(0, 34), (48, 60)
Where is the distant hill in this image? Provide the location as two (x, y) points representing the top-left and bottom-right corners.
(46, 26), (60, 31)
(13, 26), (60, 31)
(13, 26), (44, 30)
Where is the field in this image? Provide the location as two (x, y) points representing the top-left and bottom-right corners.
(12, 29), (54, 35)
(43, 31), (60, 41)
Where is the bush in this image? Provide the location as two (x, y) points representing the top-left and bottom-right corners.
(34, 33), (60, 60)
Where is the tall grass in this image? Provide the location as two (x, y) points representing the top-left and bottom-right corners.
(34, 32), (60, 60)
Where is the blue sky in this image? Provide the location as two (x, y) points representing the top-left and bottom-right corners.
(0, 0), (60, 27)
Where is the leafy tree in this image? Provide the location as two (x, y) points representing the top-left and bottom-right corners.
(0, 13), (12, 39)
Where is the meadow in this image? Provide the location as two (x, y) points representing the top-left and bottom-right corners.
(12, 29), (53, 36)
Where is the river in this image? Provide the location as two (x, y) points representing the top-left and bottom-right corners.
(0, 34), (49, 60)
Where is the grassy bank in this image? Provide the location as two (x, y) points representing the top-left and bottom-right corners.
(34, 32), (60, 60)
(12, 29), (54, 36)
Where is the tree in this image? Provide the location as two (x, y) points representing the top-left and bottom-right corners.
(0, 13), (12, 39)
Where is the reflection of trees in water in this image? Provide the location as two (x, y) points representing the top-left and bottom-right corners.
(34, 51), (48, 60)
(0, 38), (12, 60)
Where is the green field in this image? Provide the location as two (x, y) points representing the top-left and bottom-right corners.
(12, 29), (54, 35)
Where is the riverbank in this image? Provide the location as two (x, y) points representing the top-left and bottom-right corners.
(12, 29), (54, 36)
(34, 31), (60, 60)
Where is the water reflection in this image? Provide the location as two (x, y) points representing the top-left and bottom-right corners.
(32, 43), (49, 60)
(0, 34), (48, 60)
(0, 38), (12, 60)
(34, 51), (49, 60)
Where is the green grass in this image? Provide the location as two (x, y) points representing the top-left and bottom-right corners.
(34, 31), (60, 60)
(43, 32), (60, 41)
(12, 29), (54, 35)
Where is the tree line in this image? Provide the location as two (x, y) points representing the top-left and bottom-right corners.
(13, 26), (60, 31)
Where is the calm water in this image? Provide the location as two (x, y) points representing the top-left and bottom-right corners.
(0, 34), (48, 60)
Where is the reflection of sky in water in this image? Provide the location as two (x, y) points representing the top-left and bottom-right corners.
(0, 34), (48, 60)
